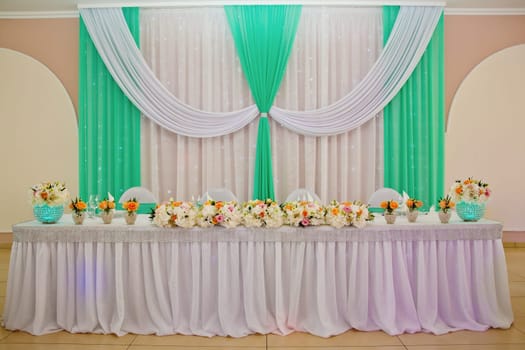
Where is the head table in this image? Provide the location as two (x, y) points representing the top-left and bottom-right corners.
(3, 213), (513, 337)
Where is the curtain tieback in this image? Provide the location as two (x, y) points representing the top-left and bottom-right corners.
(260, 112), (268, 118)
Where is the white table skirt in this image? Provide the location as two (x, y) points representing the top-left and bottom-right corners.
(3, 214), (513, 337)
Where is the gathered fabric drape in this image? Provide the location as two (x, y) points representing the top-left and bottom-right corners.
(140, 8), (258, 202)
(269, 6), (442, 136)
(140, 7), (383, 203)
(225, 5), (302, 200)
(383, 6), (445, 210)
(79, 7), (259, 138)
(271, 7), (384, 203)
(78, 7), (141, 201)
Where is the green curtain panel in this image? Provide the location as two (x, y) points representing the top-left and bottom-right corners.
(225, 5), (302, 200)
(383, 6), (445, 210)
(79, 7), (141, 202)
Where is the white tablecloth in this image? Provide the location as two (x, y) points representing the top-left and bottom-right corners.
(3, 214), (513, 337)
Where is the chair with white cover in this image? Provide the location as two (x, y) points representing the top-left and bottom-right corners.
(202, 188), (238, 202)
(118, 187), (158, 214)
(285, 188), (322, 203)
(367, 187), (403, 210)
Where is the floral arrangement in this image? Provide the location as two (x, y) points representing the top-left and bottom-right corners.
(380, 200), (399, 214)
(98, 198), (115, 214)
(197, 200), (241, 228)
(30, 181), (69, 206)
(281, 201), (325, 227)
(69, 197), (87, 215)
(241, 199), (283, 228)
(438, 195), (455, 213)
(405, 198), (423, 211)
(122, 197), (140, 216)
(153, 200), (197, 228)
(325, 200), (370, 228)
(450, 177), (491, 203)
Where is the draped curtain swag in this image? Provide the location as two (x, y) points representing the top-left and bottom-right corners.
(383, 6), (445, 211)
(78, 5), (442, 138)
(224, 5), (302, 200)
(78, 7), (141, 201)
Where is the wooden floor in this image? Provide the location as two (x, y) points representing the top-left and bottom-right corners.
(0, 246), (524, 350)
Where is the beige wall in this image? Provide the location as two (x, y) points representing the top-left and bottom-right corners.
(0, 18), (78, 112)
(0, 14), (524, 232)
(0, 48), (78, 232)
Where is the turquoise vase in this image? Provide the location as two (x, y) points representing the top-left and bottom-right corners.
(456, 201), (485, 222)
(33, 204), (64, 224)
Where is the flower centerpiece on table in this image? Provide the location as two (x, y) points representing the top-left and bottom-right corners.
(122, 197), (140, 225)
(380, 200), (399, 224)
(449, 177), (490, 221)
(153, 200), (196, 228)
(405, 198), (423, 223)
(197, 200), (241, 228)
(242, 199), (283, 228)
(437, 195), (455, 224)
(325, 200), (370, 229)
(281, 201), (325, 227)
(30, 181), (70, 223)
(98, 197), (115, 224)
(69, 197), (87, 225)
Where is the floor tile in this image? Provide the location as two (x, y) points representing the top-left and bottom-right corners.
(509, 282), (525, 297)
(3, 331), (135, 345)
(130, 347), (263, 350)
(267, 330), (403, 347)
(132, 334), (265, 347)
(513, 317), (525, 333)
(399, 328), (525, 345)
(405, 345), (525, 350)
(267, 347), (404, 350)
(512, 297), (525, 316)
(0, 345), (128, 350)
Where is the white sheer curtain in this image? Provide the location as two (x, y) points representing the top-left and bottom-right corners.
(140, 6), (383, 203)
(271, 7), (383, 203)
(140, 8), (257, 201)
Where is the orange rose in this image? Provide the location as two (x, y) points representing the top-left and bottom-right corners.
(77, 201), (87, 210)
(439, 200), (446, 209)
(69, 203), (74, 209)
(108, 201), (115, 209)
(259, 211), (265, 218)
(449, 201), (455, 208)
(390, 201), (399, 209)
(406, 199), (414, 208)
(99, 201), (107, 210)
(302, 210), (308, 217)
(41, 192), (48, 200)
(415, 200), (423, 208)
(380, 201), (388, 209)
(215, 202), (224, 209)
(332, 208), (339, 216)
(455, 186), (463, 194)
(125, 202), (139, 211)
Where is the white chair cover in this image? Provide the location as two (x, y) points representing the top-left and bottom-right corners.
(118, 187), (157, 203)
(202, 188), (238, 202)
(285, 188), (322, 203)
(368, 187), (403, 207)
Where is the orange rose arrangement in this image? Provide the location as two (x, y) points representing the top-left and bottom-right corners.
(70, 197), (87, 215)
(122, 198), (140, 216)
(438, 195), (455, 214)
(406, 198), (423, 212)
(98, 198), (116, 214)
(380, 200), (399, 214)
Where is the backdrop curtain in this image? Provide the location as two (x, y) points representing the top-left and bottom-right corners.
(383, 6), (445, 210)
(78, 7), (141, 201)
(140, 6), (384, 204)
(271, 7), (383, 203)
(140, 8), (258, 202)
(225, 5), (302, 200)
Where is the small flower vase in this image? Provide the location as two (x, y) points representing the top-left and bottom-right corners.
(384, 212), (396, 224)
(125, 212), (137, 225)
(73, 212), (86, 225)
(407, 209), (418, 223)
(33, 204), (64, 224)
(100, 210), (113, 224)
(439, 210), (451, 224)
(456, 201), (485, 222)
